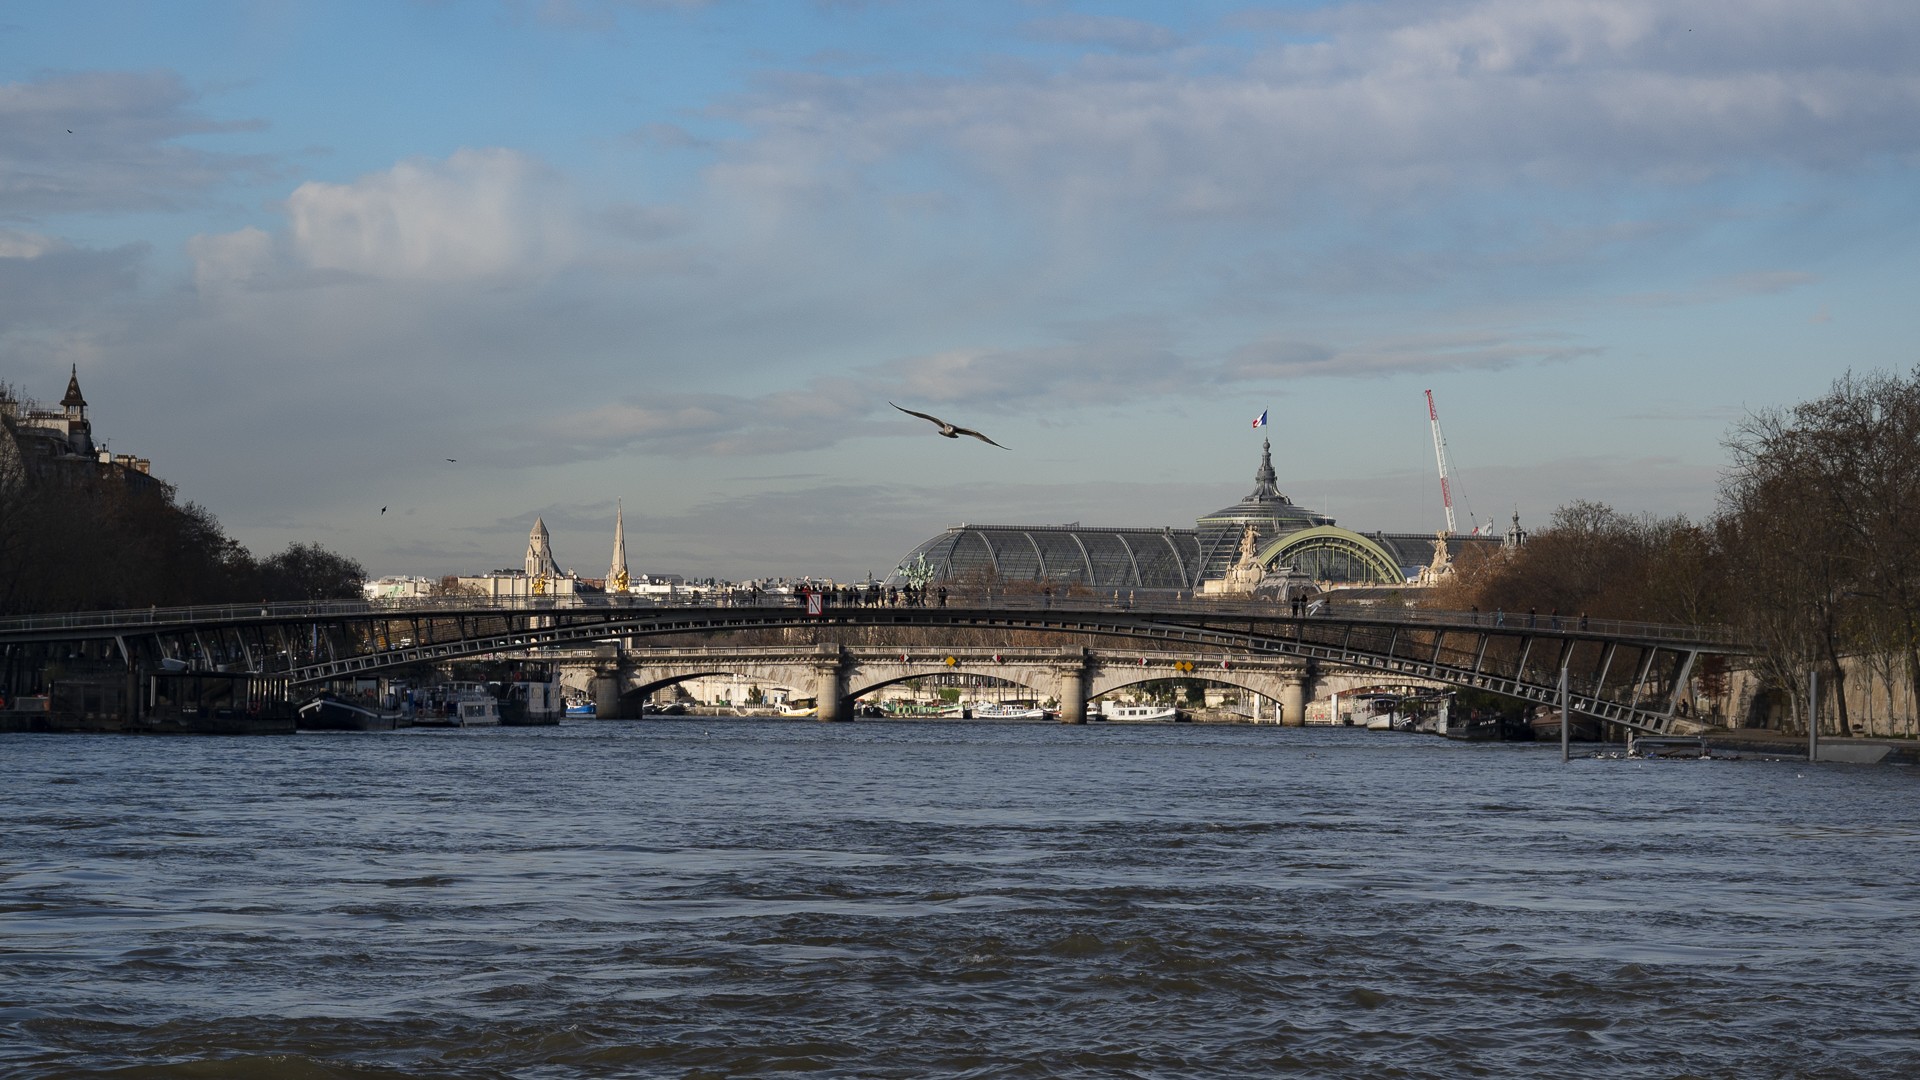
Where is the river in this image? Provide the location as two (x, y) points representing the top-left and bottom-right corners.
(3, 721), (1918, 1078)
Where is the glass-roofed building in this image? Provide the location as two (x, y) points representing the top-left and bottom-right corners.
(885, 439), (1509, 592)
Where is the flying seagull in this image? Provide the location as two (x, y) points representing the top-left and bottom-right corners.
(380, 506), (387, 514)
(890, 402), (1008, 449)
(445, 458), (457, 462)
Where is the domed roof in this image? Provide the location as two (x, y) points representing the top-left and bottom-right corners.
(1192, 438), (1330, 578)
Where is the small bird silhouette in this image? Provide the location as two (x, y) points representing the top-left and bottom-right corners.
(890, 402), (1008, 449)
(445, 458), (457, 462)
(66, 129), (73, 134)
(380, 506), (387, 514)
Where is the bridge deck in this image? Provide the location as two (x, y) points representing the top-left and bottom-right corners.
(1, 595), (1749, 736)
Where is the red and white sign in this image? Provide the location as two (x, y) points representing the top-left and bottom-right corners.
(806, 592), (824, 617)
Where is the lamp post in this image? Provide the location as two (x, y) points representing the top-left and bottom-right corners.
(1808, 668), (1819, 764)
(1559, 664), (1570, 764)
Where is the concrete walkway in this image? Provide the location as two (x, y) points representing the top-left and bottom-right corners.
(1700, 727), (1920, 765)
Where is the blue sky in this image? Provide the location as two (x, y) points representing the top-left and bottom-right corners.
(4, 0), (1917, 580)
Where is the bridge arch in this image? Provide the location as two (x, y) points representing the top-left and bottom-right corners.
(630, 669), (792, 700)
(846, 668), (1049, 702)
(1086, 669), (1295, 706)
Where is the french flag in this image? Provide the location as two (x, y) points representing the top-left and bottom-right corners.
(1252, 408), (1268, 429)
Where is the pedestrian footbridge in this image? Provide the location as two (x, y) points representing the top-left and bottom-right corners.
(0, 595), (1750, 734)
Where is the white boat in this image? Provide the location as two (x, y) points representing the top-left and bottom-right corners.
(970, 702), (1048, 720)
(429, 682), (501, 727)
(449, 687), (501, 727)
(498, 676), (564, 725)
(1355, 693), (1423, 732)
(1100, 702), (1181, 723)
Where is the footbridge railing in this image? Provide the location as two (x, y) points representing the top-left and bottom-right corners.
(0, 594), (1750, 735)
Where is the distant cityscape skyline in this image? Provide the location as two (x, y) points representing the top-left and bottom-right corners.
(5, 1), (1915, 580)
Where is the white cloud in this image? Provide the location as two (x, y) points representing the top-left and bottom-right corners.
(283, 149), (575, 282)
(713, 0), (1920, 218)
(1226, 330), (1598, 381)
(185, 226), (275, 293)
(1022, 15), (1182, 53)
(0, 229), (61, 259)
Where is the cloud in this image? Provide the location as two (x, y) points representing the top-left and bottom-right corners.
(0, 71), (269, 219)
(506, 318), (1603, 463)
(273, 149), (575, 283)
(711, 0), (1920, 219)
(1225, 331), (1598, 381)
(184, 226), (275, 293)
(0, 233), (145, 332)
(1022, 15), (1182, 53)
(507, 328), (1211, 461)
(1620, 269), (1816, 308)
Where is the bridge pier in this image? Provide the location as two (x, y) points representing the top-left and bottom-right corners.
(1055, 650), (1091, 724)
(1280, 675), (1306, 727)
(591, 670), (631, 719)
(813, 645), (851, 722)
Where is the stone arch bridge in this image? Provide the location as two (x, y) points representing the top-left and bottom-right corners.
(584, 643), (1433, 723)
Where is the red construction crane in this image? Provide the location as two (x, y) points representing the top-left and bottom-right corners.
(1426, 389), (1456, 536)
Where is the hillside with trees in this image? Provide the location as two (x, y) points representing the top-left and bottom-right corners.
(0, 463), (363, 617)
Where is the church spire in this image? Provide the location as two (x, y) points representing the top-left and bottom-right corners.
(608, 500), (630, 593)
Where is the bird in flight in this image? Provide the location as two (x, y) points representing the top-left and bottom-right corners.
(380, 506), (388, 514)
(890, 402), (1008, 449)
(445, 458), (457, 463)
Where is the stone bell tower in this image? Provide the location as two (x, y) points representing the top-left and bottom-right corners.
(525, 517), (561, 580)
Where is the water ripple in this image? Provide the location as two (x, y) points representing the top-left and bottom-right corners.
(3, 722), (1918, 1077)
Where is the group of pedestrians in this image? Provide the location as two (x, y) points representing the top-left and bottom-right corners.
(793, 583), (950, 608)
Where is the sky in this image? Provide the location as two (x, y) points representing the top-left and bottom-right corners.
(3, 0), (1917, 582)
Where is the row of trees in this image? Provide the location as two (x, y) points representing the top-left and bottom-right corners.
(1431, 367), (1920, 730)
(0, 475), (365, 616)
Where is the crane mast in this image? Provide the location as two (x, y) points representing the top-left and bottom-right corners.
(1426, 389), (1456, 536)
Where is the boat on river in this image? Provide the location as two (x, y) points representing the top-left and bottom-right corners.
(412, 683), (502, 727)
(1357, 693), (1416, 732)
(1529, 707), (1604, 742)
(1100, 702), (1182, 723)
(497, 675), (564, 725)
(970, 702), (1048, 720)
(297, 696), (399, 732)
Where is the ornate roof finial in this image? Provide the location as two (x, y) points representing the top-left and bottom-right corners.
(1247, 436), (1284, 502)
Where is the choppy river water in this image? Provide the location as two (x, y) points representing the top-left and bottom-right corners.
(4, 721), (1919, 1078)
